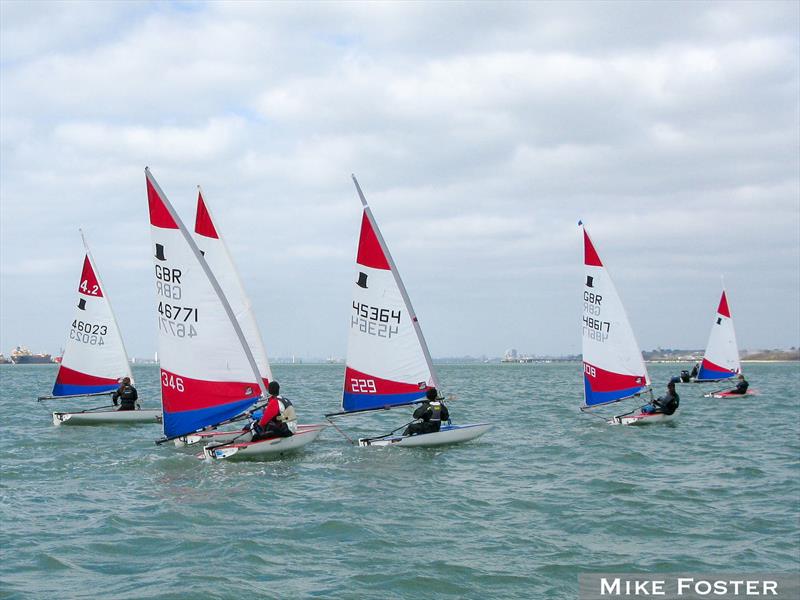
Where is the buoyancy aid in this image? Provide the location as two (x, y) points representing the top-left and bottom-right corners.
(276, 397), (298, 433)
(428, 400), (442, 424)
(118, 385), (137, 410)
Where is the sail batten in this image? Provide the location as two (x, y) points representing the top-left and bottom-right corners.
(146, 169), (267, 439)
(52, 234), (133, 397)
(580, 224), (650, 408)
(342, 176), (437, 412)
(696, 289), (740, 381)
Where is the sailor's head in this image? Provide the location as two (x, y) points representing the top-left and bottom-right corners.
(120, 377), (130, 385)
(426, 387), (438, 401)
(268, 381), (280, 396)
(738, 374), (745, 380)
(667, 381), (676, 390)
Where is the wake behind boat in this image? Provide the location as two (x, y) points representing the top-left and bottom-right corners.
(325, 175), (491, 447)
(146, 170), (319, 460)
(44, 231), (161, 426)
(578, 223), (677, 426)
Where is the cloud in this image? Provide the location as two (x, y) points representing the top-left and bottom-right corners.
(1, 1), (797, 358)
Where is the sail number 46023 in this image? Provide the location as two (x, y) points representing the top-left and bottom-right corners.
(350, 378), (377, 393)
(161, 372), (185, 392)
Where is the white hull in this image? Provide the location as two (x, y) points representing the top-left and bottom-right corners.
(610, 411), (677, 426)
(53, 408), (162, 426)
(176, 423), (319, 447)
(201, 424), (325, 461)
(358, 423), (492, 447)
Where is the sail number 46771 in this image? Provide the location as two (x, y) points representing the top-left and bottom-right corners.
(162, 372), (185, 392)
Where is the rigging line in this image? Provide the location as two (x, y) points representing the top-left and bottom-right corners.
(325, 417), (355, 445)
(203, 429), (252, 452)
(360, 420), (416, 443)
(37, 391), (113, 402)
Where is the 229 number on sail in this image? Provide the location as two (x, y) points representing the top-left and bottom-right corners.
(350, 378), (377, 393)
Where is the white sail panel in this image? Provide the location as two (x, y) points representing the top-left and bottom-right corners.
(146, 169), (264, 438)
(696, 290), (741, 381)
(581, 224), (650, 407)
(194, 188), (272, 385)
(53, 237), (132, 396)
(343, 181), (436, 412)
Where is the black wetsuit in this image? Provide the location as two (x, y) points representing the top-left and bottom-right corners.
(729, 380), (749, 395)
(404, 400), (449, 436)
(112, 384), (138, 411)
(653, 390), (680, 415)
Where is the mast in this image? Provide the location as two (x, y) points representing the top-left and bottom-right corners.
(351, 175), (440, 389)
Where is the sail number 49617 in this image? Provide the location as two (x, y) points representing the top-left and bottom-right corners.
(161, 372), (185, 392)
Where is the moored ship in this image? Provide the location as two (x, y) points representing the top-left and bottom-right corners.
(10, 346), (53, 364)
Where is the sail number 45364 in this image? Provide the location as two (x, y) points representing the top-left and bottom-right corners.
(161, 372), (185, 392)
(350, 378), (377, 393)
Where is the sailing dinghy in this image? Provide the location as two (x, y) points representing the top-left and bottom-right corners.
(325, 175), (492, 447)
(677, 289), (743, 384)
(146, 169), (323, 460)
(47, 231), (161, 426)
(579, 223), (675, 426)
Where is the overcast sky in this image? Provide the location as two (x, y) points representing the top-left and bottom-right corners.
(1, 1), (798, 359)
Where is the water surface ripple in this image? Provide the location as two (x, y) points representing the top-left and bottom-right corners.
(1, 362), (798, 599)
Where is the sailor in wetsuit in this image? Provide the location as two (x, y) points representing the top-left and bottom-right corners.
(642, 381), (680, 415)
(727, 374), (749, 395)
(112, 377), (138, 411)
(403, 388), (449, 436)
(680, 362), (700, 383)
(250, 381), (297, 441)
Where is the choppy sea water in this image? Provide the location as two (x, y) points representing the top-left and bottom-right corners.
(0, 362), (798, 599)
